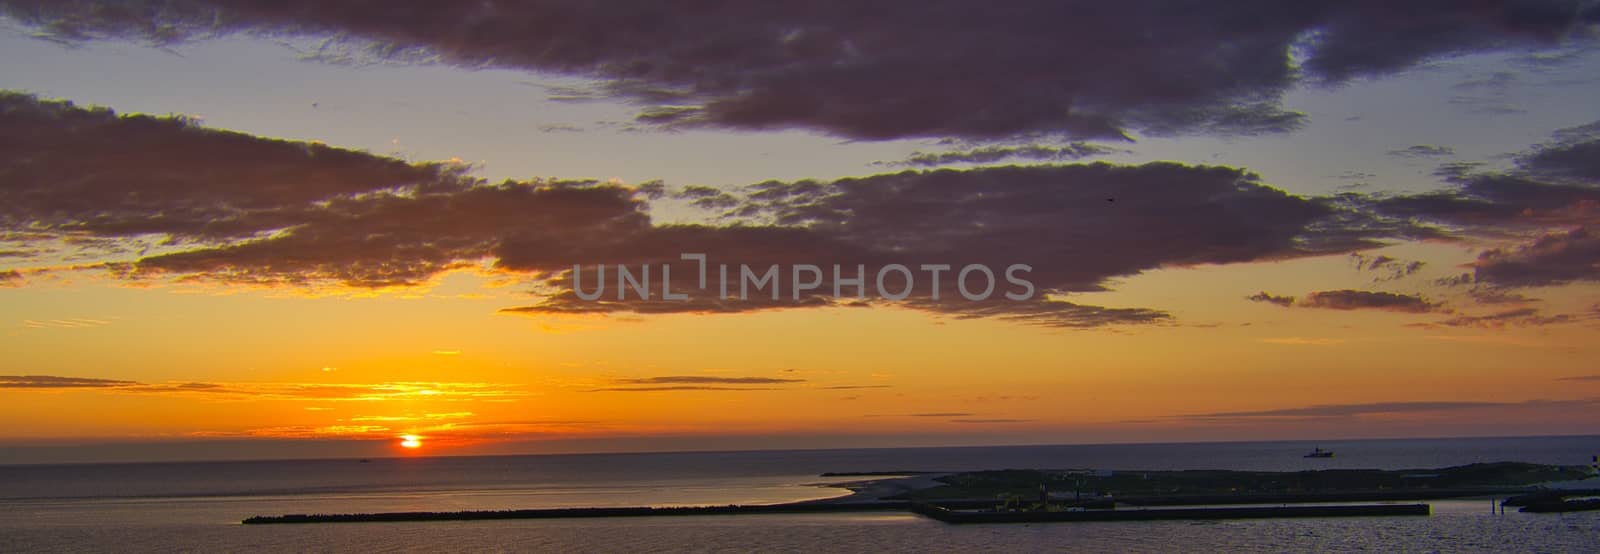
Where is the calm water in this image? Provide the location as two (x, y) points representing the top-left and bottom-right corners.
(3, 436), (1598, 552)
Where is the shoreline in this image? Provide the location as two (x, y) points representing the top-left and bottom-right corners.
(242, 463), (1598, 525)
(803, 473), (954, 504)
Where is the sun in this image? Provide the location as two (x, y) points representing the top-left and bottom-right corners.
(399, 435), (422, 449)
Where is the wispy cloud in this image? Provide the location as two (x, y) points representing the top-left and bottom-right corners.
(877, 143), (1123, 167)
(1418, 307), (1576, 329)
(1387, 145), (1456, 158)
(1349, 254), (1426, 282)
(587, 375), (808, 393)
(1177, 398), (1599, 421)
(614, 376), (804, 385)
(867, 412), (980, 418)
(203, 417), (600, 441)
(1246, 292), (1296, 307)
(20, 318), (111, 329)
(0, 376), (530, 402)
(0, 375), (137, 388)
(349, 412), (475, 422)
(1449, 71), (1525, 115)
(1250, 289), (1439, 313)
(1258, 337), (1346, 346)
(586, 386), (782, 392)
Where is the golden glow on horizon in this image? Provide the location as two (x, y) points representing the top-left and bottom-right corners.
(2, 243), (1598, 453)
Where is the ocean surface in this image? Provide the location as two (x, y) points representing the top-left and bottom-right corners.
(3, 436), (1598, 552)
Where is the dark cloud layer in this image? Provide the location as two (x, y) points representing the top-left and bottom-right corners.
(1367, 174), (1600, 231)
(0, 91), (650, 288)
(3, 0), (1595, 141)
(1369, 121), (1600, 231)
(1473, 226), (1600, 287)
(1358, 120), (1600, 290)
(723, 164), (1370, 289)
(1, 4), (1595, 331)
(0, 92), (454, 247)
(8, 91), (1596, 329)
(502, 163), (1391, 326)
(1365, 120), (1600, 239)
(126, 180), (649, 287)
(0, 92), (1434, 327)
(1519, 120), (1600, 182)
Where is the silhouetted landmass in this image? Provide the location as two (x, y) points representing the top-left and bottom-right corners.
(242, 462), (1595, 525)
(1519, 498), (1600, 513)
(1505, 490), (1600, 513)
(912, 503), (1431, 523)
(899, 462), (1593, 503)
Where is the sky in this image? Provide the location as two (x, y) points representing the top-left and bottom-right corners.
(2, 1), (1600, 464)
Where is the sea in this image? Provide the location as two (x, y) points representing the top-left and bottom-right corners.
(2, 436), (1597, 552)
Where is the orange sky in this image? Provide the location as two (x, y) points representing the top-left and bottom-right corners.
(5, 245), (1598, 461)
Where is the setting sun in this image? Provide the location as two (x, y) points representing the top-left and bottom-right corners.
(399, 435), (422, 449)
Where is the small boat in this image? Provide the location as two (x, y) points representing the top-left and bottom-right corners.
(359, 458), (373, 463)
(1304, 448), (1334, 458)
